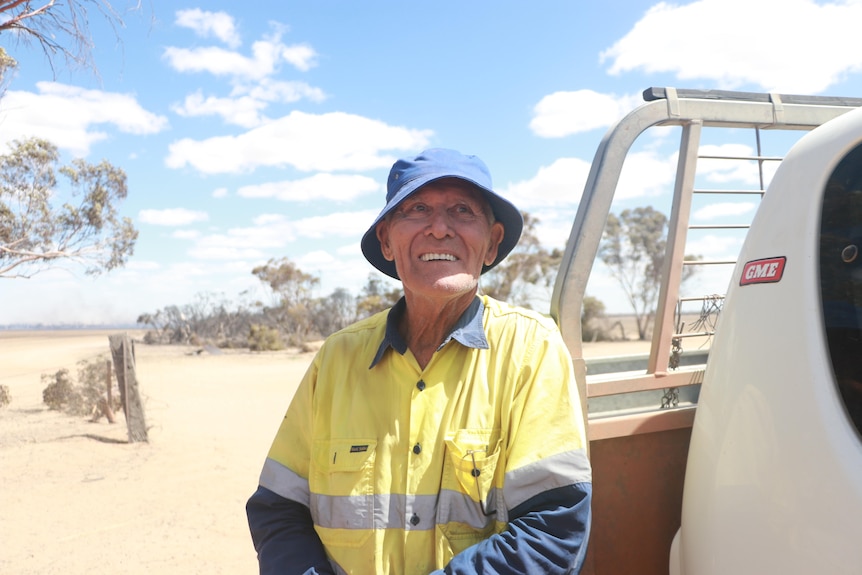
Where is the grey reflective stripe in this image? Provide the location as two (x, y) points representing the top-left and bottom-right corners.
(304, 449), (590, 532)
(259, 458), (310, 506)
(310, 491), (503, 531)
(504, 448), (592, 510)
(437, 486), (509, 526)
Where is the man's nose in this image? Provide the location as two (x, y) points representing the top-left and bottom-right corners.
(426, 210), (454, 238)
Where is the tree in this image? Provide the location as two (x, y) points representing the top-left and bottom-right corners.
(311, 287), (358, 337)
(0, 0), (139, 75)
(355, 273), (401, 319)
(481, 211), (562, 308)
(137, 291), (259, 348)
(0, 137), (138, 277)
(0, 47), (16, 98)
(252, 257), (320, 343)
(581, 295), (607, 342)
(599, 206), (699, 340)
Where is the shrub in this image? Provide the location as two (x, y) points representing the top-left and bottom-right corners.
(0, 384), (10, 407)
(142, 330), (161, 344)
(248, 324), (284, 351)
(42, 357), (121, 417)
(42, 369), (77, 411)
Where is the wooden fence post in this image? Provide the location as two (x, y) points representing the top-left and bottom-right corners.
(109, 333), (148, 442)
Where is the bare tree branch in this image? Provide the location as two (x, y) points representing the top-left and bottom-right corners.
(0, 0), (140, 75)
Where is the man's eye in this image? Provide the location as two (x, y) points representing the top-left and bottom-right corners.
(405, 203), (428, 213)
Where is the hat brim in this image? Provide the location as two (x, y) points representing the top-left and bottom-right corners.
(360, 175), (523, 280)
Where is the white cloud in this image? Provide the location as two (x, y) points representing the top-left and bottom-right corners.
(172, 91), (268, 128)
(238, 173), (380, 202)
(212, 187), (228, 198)
(139, 208), (209, 226)
(172, 229), (202, 240)
(172, 81), (327, 128)
(296, 250), (337, 268)
(497, 146), (677, 256)
(293, 210), (379, 239)
(499, 158), (594, 255)
(686, 234), (745, 259)
(601, 0), (862, 93)
(185, 221), (297, 262)
(303, 247), (376, 296)
(225, 223), (296, 248)
(530, 90), (643, 138)
(0, 82), (168, 156)
(179, 209), (378, 266)
(175, 8), (241, 48)
(281, 44), (317, 72)
(693, 202), (756, 221)
(35, 83), (167, 135)
(247, 209), (377, 240)
(164, 45), (264, 78)
(163, 30), (317, 81)
(502, 157), (592, 209)
(529, 206), (580, 251)
(336, 243), (359, 256)
(697, 143), (772, 186)
(616, 149), (676, 200)
(253, 213), (287, 226)
(186, 228), (284, 260)
(242, 79), (327, 104)
(165, 110), (432, 174)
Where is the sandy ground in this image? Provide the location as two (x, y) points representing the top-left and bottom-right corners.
(0, 330), (648, 575)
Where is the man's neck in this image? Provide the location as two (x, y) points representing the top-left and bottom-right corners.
(398, 290), (478, 369)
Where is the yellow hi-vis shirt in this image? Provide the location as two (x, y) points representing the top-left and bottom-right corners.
(258, 295), (591, 574)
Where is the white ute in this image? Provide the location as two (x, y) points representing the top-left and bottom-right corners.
(549, 88), (862, 574)
(670, 103), (862, 573)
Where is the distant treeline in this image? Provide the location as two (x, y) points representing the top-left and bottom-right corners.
(136, 265), (403, 350)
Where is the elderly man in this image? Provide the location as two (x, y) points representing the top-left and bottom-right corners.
(246, 148), (592, 574)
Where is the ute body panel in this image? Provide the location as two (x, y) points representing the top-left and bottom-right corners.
(673, 106), (862, 574)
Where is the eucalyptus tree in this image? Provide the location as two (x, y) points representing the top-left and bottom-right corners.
(0, 138), (137, 277)
(599, 206), (699, 340)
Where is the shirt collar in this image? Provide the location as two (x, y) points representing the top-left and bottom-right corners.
(369, 295), (489, 368)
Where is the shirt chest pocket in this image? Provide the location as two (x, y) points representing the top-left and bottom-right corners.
(310, 439), (377, 495)
(441, 429), (502, 532)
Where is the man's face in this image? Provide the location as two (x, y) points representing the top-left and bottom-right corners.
(376, 179), (505, 302)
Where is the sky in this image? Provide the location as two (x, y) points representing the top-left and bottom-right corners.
(3, 0), (862, 326)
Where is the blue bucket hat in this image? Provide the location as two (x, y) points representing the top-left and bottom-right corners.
(361, 148), (523, 280)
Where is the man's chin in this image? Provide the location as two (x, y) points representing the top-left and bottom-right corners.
(409, 275), (480, 299)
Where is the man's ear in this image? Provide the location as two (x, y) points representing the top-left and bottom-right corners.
(484, 221), (505, 266)
(376, 221), (395, 261)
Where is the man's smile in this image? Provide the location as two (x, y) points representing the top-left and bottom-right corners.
(420, 253), (459, 262)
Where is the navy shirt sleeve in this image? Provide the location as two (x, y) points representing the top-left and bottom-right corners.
(434, 482), (592, 575)
(246, 486), (335, 575)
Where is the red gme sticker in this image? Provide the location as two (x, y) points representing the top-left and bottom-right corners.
(740, 256), (786, 286)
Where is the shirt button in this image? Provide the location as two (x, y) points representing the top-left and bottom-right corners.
(410, 513), (420, 526)
(413, 443), (421, 455)
(416, 380), (426, 391)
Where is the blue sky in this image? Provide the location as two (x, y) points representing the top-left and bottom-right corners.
(2, 0), (862, 326)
